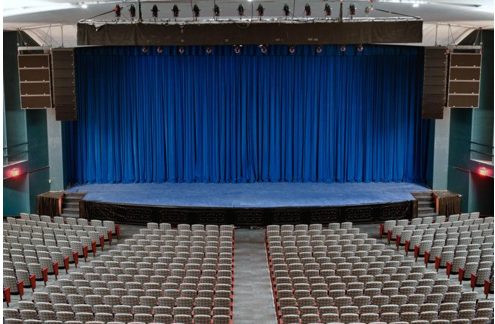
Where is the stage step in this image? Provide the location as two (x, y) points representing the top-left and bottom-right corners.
(418, 206), (435, 213)
(61, 191), (86, 219)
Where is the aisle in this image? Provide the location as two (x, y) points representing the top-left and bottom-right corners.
(233, 229), (278, 324)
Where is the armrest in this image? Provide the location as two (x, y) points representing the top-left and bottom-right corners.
(404, 240), (410, 255)
(470, 273), (477, 291)
(458, 268), (465, 283)
(29, 274), (36, 290)
(53, 261), (59, 279)
(63, 256), (70, 273)
(3, 287), (11, 306)
(434, 256), (441, 271)
(414, 245), (420, 261)
(17, 280), (24, 299)
(379, 224), (384, 237)
(91, 241), (97, 256)
(484, 279), (491, 297)
(99, 235), (105, 250)
(72, 251), (79, 267)
(446, 261), (452, 278)
(115, 224), (121, 238)
(108, 230), (113, 245)
(82, 245), (89, 261)
(424, 251), (430, 266)
(41, 267), (48, 285)
(395, 235), (401, 249)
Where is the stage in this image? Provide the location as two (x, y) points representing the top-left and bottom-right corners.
(70, 182), (428, 226)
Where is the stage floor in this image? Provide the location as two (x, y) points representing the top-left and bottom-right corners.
(68, 182), (428, 208)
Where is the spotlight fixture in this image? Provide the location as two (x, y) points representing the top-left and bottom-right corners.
(178, 47), (185, 54)
(315, 46), (323, 54)
(365, 6), (372, 14)
(259, 44), (268, 54)
(205, 47), (213, 54)
(233, 45), (242, 54)
(288, 46), (296, 54)
(237, 4), (245, 16)
(349, 4), (356, 17)
(283, 4), (290, 17)
(192, 4), (200, 20)
(113, 4), (122, 18)
(172, 5), (179, 19)
(304, 3), (311, 16)
(142, 46), (149, 53)
(257, 4), (264, 18)
(156, 46), (163, 54)
(340, 45), (346, 52)
(324, 3), (331, 16)
(213, 4), (220, 17)
(151, 5), (159, 19)
(129, 4), (136, 20)
(357, 44), (364, 52)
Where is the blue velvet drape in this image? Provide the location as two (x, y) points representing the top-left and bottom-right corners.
(66, 45), (430, 184)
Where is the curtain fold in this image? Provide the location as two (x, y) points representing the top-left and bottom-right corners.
(66, 45), (430, 184)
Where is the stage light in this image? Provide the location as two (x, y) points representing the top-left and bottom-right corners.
(304, 3), (311, 16)
(315, 46), (323, 54)
(178, 47), (185, 54)
(357, 44), (364, 52)
(237, 4), (245, 16)
(289, 46), (296, 54)
(257, 4), (264, 18)
(156, 46), (163, 54)
(205, 47), (213, 54)
(324, 3), (331, 16)
(172, 5), (179, 19)
(151, 5), (159, 19)
(233, 45), (242, 54)
(365, 6), (372, 14)
(349, 4), (356, 17)
(340, 45), (346, 52)
(478, 167), (489, 176)
(192, 4), (200, 20)
(142, 46), (149, 53)
(259, 44), (268, 54)
(129, 4), (136, 20)
(283, 4), (290, 17)
(113, 4), (122, 18)
(213, 4), (220, 17)
(7, 168), (21, 178)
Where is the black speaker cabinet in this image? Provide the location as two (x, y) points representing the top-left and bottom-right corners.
(422, 47), (448, 119)
(51, 48), (77, 121)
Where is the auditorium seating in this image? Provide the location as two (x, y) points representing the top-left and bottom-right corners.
(3, 221), (235, 324)
(266, 222), (493, 324)
(3, 214), (118, 301)
(381, 213), (494, 292)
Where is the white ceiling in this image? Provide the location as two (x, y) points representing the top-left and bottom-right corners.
(3, 0), (494, 47)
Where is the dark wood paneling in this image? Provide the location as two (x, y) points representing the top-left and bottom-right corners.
(80, 200), (413, 226)
(422, 47), (448, 119)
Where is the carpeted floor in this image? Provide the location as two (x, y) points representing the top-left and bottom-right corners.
(67, 182), (428, 207)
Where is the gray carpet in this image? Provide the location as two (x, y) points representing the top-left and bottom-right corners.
(233, 229), (277, 324)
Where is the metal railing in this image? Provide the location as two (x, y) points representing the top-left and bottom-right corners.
(3, 142), (29, 166)
(470, 141), (494, 164)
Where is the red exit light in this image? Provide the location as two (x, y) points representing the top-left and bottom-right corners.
(478, 167), (489, 176)
(7, 167), (21, 178)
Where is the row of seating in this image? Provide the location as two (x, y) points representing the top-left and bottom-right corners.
(267, 222), (493, 324)
(382, 214), (494, 294)
(4, 221), (235, 324)
(4, 215), (118, 302)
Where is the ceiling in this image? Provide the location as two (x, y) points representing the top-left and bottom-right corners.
(3, 0), (494, 47)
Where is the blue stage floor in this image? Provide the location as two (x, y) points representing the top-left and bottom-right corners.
(67, 182), (429, 208)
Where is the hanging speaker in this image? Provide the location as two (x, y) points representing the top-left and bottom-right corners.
(422, 47), (448, 119)
(18, 52), (53, 109)
(446, 51), (481, 109)
(51, 48), (77, 121)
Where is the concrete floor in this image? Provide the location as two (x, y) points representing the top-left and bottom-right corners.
(4, 222), (493, 323)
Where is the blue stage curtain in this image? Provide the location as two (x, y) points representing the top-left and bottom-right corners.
(65, 45), (431, 184)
